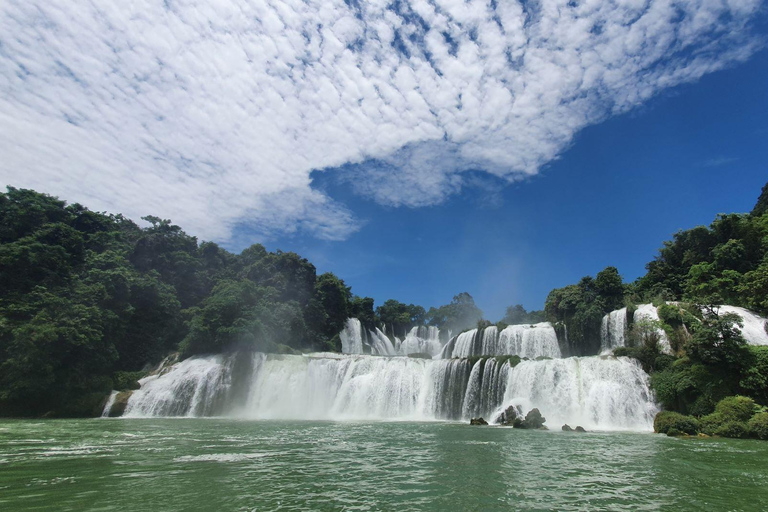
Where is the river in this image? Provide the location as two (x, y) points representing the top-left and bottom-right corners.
(2, 419), (767, 511)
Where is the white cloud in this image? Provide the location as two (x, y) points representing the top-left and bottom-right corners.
(0, 0), (763, 241)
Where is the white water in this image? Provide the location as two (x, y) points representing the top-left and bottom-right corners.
(495, 356), (657, 431)
(370, 327), (397, 356)
(445, 324), (560, 359)
(341, 318), (431, 356)
(601, 308), (628, 353)
(445, 329), (479, 358)
(340, 318), (365, 355)
(399, 326), (443, 356)
(101, 391), (118, 418)
(632, 304), (672, 354)
(125, 353), (472, 421)
(715, 305), (768, 346)
(124, 355), (234, 417)
(120, 352), (657, 431)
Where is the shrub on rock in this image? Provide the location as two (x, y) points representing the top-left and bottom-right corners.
(521, 408), (546, 429)
(747, 412), (768, 440)
(713, 396), (756, 423)
(654, 411), (700, 435)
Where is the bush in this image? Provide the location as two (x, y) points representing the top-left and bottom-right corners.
(654, 411), (700, 435)
(700, 413), (725, 436)
(714, 421), (748, 439)
(714, 395), (756, 423)
(112, 371), (145, 391)
(747, 412), (768, 440)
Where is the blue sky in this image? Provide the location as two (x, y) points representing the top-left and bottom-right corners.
(1, 0), (767, 321)
(259, 48), (768, 320)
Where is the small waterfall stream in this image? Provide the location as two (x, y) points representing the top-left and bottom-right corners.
(600, 307), (628, 353)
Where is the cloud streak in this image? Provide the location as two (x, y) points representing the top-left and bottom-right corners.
(0, 0), (763, 241)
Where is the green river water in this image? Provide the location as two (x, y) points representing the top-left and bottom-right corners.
(1, 419), (767, 511)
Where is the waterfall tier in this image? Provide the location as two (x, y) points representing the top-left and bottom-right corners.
(601, 307), (628, 353)
(117, 352), (656, 430)
(715, 305), (768, 346)
(441, 323), (561, 359)
(629, 304), (672, 354)
(397, 326), (442, 356)
(599, 303), (768, 353)
(497, 356), (657, 431)
(340, 319), (443, 357)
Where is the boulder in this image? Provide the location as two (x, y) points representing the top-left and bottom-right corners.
(497, 406), (519, 426)
(520, 408), (546, 429)
(575, 426), (587, 433)
(108, 390), (133, 417)
(562, 424), (573, 432)
(470, 417), (488, 426)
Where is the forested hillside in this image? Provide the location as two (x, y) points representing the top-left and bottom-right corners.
(0, 188), (378, 415)
(544, 181), (768, 432)
(0, 187), (486, 416)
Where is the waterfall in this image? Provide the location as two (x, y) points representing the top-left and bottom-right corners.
(443, 324), (560, 359)
(120, 352), (658, 430)
(399, 326), (443, 356)
(601, 308), (628, 353)
(497, 323), (561, 358)
(101, 391), (118, 418)
(124, 354), (235, 417)
(461, 358), (511, 420)
(633, 304), (672, 354)
(370, 327), (397, 356)
(495, 356), (657, 431)
(340, 318), (365, 355)
(449, 329), (480, 358)
(715, 305), (768, 346)
(125, 352), (474, 421)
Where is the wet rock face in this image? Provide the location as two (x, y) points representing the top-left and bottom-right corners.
(497, 406), (518, 426)
(562, 424), (573, 431)
(470, 417), (488, 425)
(575, 426), (587, 433)
(521, 408), (546, 429)
(108, 391), (133, 417)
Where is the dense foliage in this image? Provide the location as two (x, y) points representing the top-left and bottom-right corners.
(544, 266), (627, 355)
(0, 188), (373, 416)
(655, 395), (768, 440)
(543, 181), (768, 432)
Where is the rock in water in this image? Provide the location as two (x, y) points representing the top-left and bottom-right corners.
(109, 391), (133, 417)
(470, 417), (488, 425)
(521, 408), (546, 429)
(575, 426), (587, 433)
(562, 424), (573, 432)
(497, 406), (519, 426)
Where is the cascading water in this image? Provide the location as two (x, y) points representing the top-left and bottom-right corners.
(369, 327), (397, 356)
(443, 324), (560, 359)
(601, 307), (628, 353)
(340, 318), (365, 355)
(461, 358), (511, 420)
(124, 352), (473, 421)
(497, 323), (561, 358)
(399, 326), (443, 356)
(101, 391), (118, 418)
(495, 356), (657, 431)
(715, 305), (768, 345)
(118, 351), (658, 431)
(124, 354), (236, 417)
(445, 329), (479, 358)
(633, 304), (672, 354)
